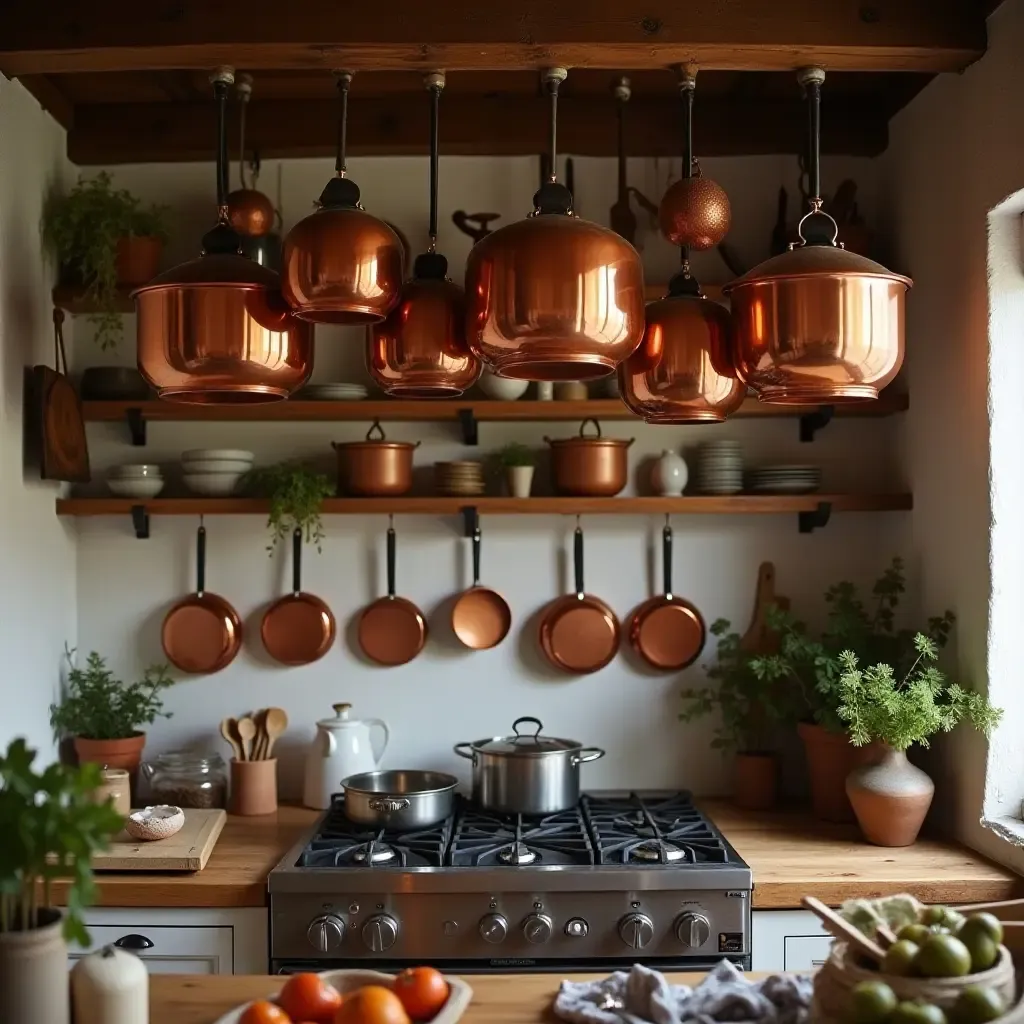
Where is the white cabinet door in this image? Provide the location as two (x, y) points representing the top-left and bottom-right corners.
(69, 925), (233, 975)
(784, 934), (834, 971)
(752, 909), (831, 972)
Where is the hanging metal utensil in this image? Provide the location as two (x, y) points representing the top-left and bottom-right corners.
(609, 77), (638, 245)
(450, 525), (512, 650)
(226, 74), (277, 239)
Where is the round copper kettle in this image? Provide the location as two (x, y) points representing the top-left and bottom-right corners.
(618, 271), (745, 423)
(227, 188), (276, 237)
(659, 172), (731, 252)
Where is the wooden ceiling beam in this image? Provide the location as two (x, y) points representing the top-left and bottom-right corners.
(67, 94), (888, 164)
(16, 75), (74, 129)
(2, 1), (985, 76)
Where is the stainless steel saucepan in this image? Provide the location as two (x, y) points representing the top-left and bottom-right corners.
(340, 770), (457, 830)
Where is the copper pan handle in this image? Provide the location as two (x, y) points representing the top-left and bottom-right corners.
(663, 524), (673, 599)
(386, 524), (396, 599)
(196, 525), (207, 598)
(292, 527), (302, 596)
(579, 418), (601, 438)
(471, 526), (482, 587)
(572, 747), (606, 765)
(574, 526), (585, 599)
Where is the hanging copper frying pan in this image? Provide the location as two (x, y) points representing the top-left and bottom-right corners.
(627, 522), (706, 670)
(358, 519), (427, 666)
(451, 526), (512, 650)
(261, 528), (336, 665)
(538, 523), (620, 674)
(162, 524), (242, 674)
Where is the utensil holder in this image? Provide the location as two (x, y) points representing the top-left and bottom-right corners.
(230, 758), (278, 816)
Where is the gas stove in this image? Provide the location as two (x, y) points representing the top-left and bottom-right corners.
(269, 791), (751, 974)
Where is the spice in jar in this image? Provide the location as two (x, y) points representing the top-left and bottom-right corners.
(141, 751), (227, 809)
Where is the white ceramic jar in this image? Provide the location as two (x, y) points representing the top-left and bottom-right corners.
(651, 450), (688, 496)
(303, 702), (390, 810)
(478, 370), (528, 401)
(71, 945), (148, 1024)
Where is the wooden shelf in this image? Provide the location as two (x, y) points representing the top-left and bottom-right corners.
(52, 285), (134, 315)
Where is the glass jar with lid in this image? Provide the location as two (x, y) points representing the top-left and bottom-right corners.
(141, 751), (227, 809)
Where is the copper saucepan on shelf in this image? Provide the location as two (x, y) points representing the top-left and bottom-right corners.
(544, 419), (634, 497)
(333, 421), (420, 497)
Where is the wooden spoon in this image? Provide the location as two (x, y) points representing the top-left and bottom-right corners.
(262, 707), (288, 760)
(801, 896), (886, 965)
(252, 708), (269, 760)
(220, 717), (244, 761)
(235, 716), (257, 762)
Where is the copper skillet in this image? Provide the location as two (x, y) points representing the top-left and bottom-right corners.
(261, 527), (336, 665)
(451, 526), (512, 649)
(627, 522), (706, 670)
(162, 523), (242, 674)
(358, 519), (427, 666)
(538, 523), (620, 674)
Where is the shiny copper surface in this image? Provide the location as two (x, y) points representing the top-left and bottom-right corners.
(465, 213), (646, 381)
(451, 528), (512, 650)
(134, 254), (313, 403)
(658, 175), (732, 251)
(332, 421), (419, 496)
(227, 188), (276, 237)
(618, 281), (745, 424)
(544, 418), (634, 497)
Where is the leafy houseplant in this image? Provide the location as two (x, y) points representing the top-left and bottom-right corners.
(244, 461), (334, 552)
(0, 738), (122, 1022)
(42, 172), (170, 349)
(497, 442), (535, 498)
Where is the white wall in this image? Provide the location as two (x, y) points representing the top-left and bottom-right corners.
(0, 77), (78, 756)
(65, 147), (912, 799)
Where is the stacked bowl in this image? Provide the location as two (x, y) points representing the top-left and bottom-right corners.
(434, 461), (486, 496)
(694, 441), (744, 495)
(107, 464), (164, 498)
(181, 449), (254, 496)
(747, 465), (821, 494)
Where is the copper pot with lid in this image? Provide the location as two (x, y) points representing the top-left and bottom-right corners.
(333, 420), (420, 496)
(544, 418), (634, 497)
(725, 68), (911, 405)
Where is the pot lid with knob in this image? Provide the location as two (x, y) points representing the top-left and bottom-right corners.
(465, 716), (587, 757)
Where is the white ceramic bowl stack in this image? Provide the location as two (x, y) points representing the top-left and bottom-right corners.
(181, 449), (254, 496)
(694, 440), (744, 495)
(107, 464), (165, 498)
(747, 465), (822, 494)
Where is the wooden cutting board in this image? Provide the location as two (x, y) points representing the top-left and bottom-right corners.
(93, 809), (227, 872)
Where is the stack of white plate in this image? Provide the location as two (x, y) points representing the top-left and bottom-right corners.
(107, 464), (164, 498)
(747, 465), (822, 494)
(694, 440), (744, 495)
(300, 382), (368, 401)
(181, 449), (255, 496)
(435, 461), (486, 496)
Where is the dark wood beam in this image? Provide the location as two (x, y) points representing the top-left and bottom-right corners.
(2, 1), (986, 75)
(68, 94), (888, 164)
(16, 74), (74, 129)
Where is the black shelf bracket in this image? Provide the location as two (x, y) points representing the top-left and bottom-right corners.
(126, 407), (146, 446)
(457, 407), (479, 446)
(798, 501), (832, 534)
(799, 404), (835, 442)
(130, 504), (150, 539)
(461, 505), (479, 537)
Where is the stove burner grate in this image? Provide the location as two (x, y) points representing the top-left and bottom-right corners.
(450, 806), (594, 867)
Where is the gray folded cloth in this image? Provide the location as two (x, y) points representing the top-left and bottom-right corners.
(554, 960), (814, 1024)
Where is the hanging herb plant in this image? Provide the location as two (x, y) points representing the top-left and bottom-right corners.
(244, 462), (334, 552)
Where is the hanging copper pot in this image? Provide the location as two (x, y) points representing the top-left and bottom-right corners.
(725, 68), (910, 404)
(134, 68), (312, 404)
(368, 73), (480, 398)
(282, 72), (403, 325)
(465, 68), (645, 382)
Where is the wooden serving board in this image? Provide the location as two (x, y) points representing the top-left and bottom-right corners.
(93, 809), (227, 872)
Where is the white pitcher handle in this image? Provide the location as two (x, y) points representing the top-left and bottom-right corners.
(367, 718), (389, 764)
(324, 729), (336, 756)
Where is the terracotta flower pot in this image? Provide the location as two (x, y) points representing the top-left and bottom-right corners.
(0, 908), (69, 1024)
(74, 732), (146, 776)
(115, 235), (163, 286)
(846, 745), (934, 846)
(734, 751), (778, 811)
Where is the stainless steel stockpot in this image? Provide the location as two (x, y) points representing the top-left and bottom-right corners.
(454, 716), (605, 814)
(340, 770), (457, 830)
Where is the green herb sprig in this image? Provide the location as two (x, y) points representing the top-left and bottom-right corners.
(244, 461), (334, 552)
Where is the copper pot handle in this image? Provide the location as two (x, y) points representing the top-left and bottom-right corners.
(574, 526), (585, 599)
(663, 523), (673, 599)
(579, 418), (602, 438)
(195, 524), (206, 598)
(386, 524), (396, 599)
(291, 527), (302, 596)
(366, 420), (386, 441)
(796, 206), (840, 248)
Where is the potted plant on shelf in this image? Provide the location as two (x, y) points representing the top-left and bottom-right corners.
(42, 171), (170, 349)
(244, 461), (334, 553)
(49, 649), (174, 778)
(839, 635), (1001, 847)
(0, 737), (122, 1023)
(680, 618), (797, 810)
(497, 442), (535, 498)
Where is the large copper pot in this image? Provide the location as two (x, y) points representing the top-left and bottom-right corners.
(544, 419), (634, 497)
(332, 421), (420, 496)
(618, 272), (745, 423)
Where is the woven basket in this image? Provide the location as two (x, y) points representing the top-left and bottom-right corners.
(812, 941), (1016, 1023)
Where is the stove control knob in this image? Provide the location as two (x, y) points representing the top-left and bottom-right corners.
(307, 914), (345, 953)
(618, 913), (655, 950)
(362, 914), (399, 952)
(479, 913), (508, 944)
(522, 913), (554, 945)
(676, 913), (711, 949)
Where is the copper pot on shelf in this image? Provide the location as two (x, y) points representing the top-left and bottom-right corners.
(544, 419), (634, 497)
(333, 421), (420, 496)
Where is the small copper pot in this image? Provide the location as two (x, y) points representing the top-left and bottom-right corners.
(333, 420), (420, 496)
(544, 418), (634, 497)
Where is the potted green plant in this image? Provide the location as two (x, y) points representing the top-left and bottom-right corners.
(42, 172), (170, 349)
(244, 461), (334, 552)
(497, 442), (535, 498)
(838, 636), (1001, 847)
(0, 737), (122, 1023)
(49, 650), (174, 776)
(680, 618), (799, 810)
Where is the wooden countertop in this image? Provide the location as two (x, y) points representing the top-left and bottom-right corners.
(70, 801), (1020, 910)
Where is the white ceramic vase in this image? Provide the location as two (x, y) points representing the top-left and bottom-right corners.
(535, 382), (554, 401)
(651, 450), (688, 496)
(506, 465), (535, 498)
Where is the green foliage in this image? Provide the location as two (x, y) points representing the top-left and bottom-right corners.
(50, 649), (174, 741)
(41, 172), (170, 349)
(836, 635), (1002, 751)
(497, 442), (535, 468)
(0, 738), (122, 944)
(243, 462), (334, 552)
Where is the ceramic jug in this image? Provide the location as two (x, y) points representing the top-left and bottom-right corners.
(303, 702), (390, 810)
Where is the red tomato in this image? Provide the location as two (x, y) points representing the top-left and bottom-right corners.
(393, 968), (450, 1021)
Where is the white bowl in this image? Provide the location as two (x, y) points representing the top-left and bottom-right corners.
(181, 459), (254, 474)
(108, 477), (165, 498)
(180, 449), (254, 464)
(183, 472), (244, 496)
(478, 371), (529, 401)
(112, 464), (163, 478)
(125, 805), (185, 841)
